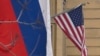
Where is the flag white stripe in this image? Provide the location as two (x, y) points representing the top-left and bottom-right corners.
(77, 26), (83, 38)
(83, 27), (86, 56)
(82, 25), (87, 56)
(85, 46), (87, 56)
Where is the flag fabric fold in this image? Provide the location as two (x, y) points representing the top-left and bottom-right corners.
(54, 4), (87, 56)
(0, 0), (53, 56)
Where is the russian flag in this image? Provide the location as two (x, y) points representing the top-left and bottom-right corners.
(0, 0), (53, 56)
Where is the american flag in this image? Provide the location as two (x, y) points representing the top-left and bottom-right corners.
(54, 4), (87, 56)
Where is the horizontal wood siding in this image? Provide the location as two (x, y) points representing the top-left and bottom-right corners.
(65, 0), (100, 56)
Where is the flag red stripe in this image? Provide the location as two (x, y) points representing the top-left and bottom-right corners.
(76, 27), (83, 42)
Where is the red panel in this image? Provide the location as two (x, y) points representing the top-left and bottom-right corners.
(0, 0), (28, 56)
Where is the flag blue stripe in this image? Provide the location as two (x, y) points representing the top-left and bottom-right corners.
(11, 0), (47, 56)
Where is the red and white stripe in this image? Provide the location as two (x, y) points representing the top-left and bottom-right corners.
(54, 13), (87, 56)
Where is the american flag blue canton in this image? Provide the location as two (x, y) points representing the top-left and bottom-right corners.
(68, 5), (84, 26)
